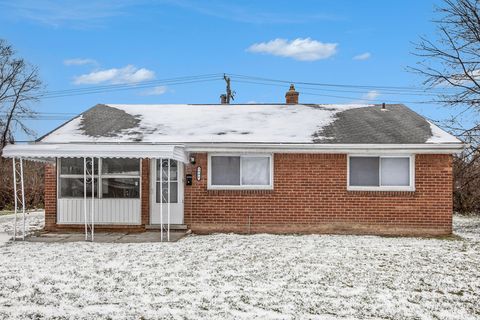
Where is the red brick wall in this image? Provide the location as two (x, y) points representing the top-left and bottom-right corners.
(141, 159), (150, 226)
(44, 163), (57, 231)
(44, 154), (453, 236)
(184, 153), (453, 236)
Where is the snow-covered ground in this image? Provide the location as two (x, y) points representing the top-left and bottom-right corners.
(0, 210), (44, 243)
(0, 212), (479, 320)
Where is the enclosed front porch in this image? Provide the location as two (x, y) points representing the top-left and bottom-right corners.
(2, 143), (188, 242)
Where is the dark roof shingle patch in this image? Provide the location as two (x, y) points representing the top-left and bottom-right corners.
(313, 104), (432, 144)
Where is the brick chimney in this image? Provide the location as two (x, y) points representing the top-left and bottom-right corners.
(220, 94), (227, 104)
(285, 84), (299, 104)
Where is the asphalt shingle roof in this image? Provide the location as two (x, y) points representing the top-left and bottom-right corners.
(39, 103), (460, 144)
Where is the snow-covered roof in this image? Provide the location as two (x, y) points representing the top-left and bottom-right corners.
(38, 103), (461, 145)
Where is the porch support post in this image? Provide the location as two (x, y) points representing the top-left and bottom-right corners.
(84, 157), (87, 241)
(12, 157), (17, 241)
(20, 157), (25, 240)
(167, 158), (171, 241)
(91, 156), (95, 242)
(160, 158), (163, 242)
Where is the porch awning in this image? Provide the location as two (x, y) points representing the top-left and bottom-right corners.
(2, 143), (188, 163)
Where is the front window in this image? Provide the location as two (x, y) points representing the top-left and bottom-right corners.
(348, 155), (414, 191)
(208, 154), (272, 189)
(58, 158), (140, 198)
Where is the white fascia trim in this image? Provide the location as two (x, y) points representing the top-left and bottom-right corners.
(2, 143), (189, 163)
(185, 143), (464, 154)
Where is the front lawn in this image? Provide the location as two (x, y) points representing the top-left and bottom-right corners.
(0, 213), (479, 319)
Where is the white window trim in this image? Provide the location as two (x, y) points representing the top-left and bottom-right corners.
(57, 158), (142, 199)
(207, 153), (274, 190)
(347, 154), (415, 192)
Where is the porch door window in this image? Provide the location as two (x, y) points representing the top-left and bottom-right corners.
(156, 159), (178, 203)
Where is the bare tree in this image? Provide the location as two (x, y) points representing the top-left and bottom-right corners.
(411, 0), (480, 213)
(0, 39), (42, 153)
(0, 39), (44, 212)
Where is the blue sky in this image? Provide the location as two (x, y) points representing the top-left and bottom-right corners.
(0, 0), (458, 140)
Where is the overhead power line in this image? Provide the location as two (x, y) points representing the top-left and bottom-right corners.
(227, 73), (455, 93)
(41, 76), (222, 99)
(1, 72), (452, 123)
(42, 73), (222, 96)
(31, 72), (452, 101)
(231, 79), (435, 104)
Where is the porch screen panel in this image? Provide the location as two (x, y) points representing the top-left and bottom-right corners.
(101, 178), (140, 198)
(241, 157), (270, 185)
(349, 157), (380, 186)
(101, 158), (141, 199)
(59, 158), (98, 198)
(380, 157), (410, 186)
(211, 156), (240, 185)
(101, 158), (140, 175)
(60, 177), (98, 198)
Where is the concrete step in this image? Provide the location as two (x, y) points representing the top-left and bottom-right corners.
(146, 224), (188, 230)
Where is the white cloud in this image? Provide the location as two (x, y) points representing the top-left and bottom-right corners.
(141, 86), (168, 96)
(351, 90), (380, 104)
(362, 90), (380, 101)
(63, 58), (98, 66)
(353, 52), (371, 61)
(247, 38), (338, 61)
(73, 65), (155, 85)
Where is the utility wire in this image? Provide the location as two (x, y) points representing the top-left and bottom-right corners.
(2, 72), (452, 122)
(41, 73), (222, 96)
(41, 77), (222, 99)
(231, 79), (434, 104)
(227, 73), (456, 94)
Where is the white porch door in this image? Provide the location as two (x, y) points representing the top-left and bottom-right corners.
(149, 159), (184, 225)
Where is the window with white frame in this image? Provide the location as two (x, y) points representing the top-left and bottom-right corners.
(208, 154), (272, 189)
(348, 155), (414, 190)
(58, 158), (140, 198)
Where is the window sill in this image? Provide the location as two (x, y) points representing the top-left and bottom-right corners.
(347, 189), (416, 197)
(207, 189), (274, 195)
(207, 185), (273, 191)
(347, 186), (415, 192)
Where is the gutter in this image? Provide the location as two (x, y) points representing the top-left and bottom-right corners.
(184, 143), (465, 154)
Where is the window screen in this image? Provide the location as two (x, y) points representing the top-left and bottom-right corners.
(211, 156), (241, 185)
(380, 157), (410, 186)
(349, 157), (380, 186)
(241, 157), (270, 185)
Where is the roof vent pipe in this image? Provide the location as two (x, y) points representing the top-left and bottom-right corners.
(381, 102), (386, 110)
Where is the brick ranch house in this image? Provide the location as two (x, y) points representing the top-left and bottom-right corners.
(3, 86), (463, 236)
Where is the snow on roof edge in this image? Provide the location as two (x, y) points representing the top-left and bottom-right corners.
(426, 121), (462, 144)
